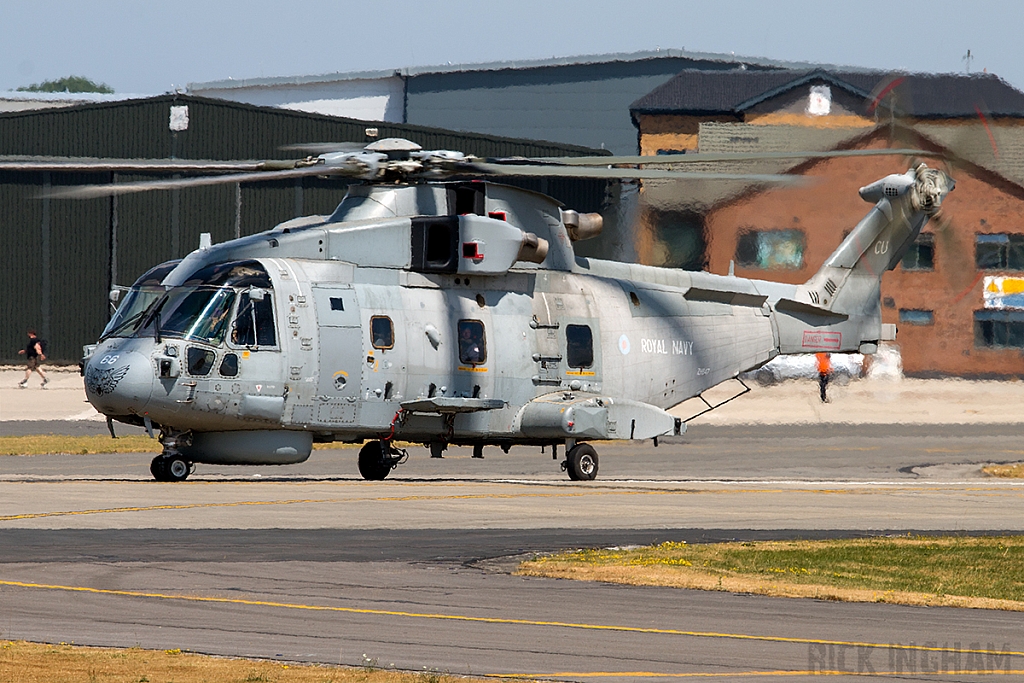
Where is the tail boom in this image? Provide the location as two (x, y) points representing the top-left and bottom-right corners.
(774, 164), (954, 355)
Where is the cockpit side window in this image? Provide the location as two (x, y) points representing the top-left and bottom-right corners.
(232, 295), (254, 346)
(232, 290), (276, 348)
(254, 295), (276, 346)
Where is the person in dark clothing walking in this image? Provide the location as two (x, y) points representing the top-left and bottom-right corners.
(816, 352), (832, 403)
(18, 329), (48, 388)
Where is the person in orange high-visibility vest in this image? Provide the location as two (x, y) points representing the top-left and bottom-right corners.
(816, 352), (832, 403)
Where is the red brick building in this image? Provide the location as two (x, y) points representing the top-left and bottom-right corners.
(626, 69), (1024, 377)
(704, 129), (1024, 377)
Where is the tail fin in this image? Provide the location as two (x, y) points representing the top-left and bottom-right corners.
(775, 164), (954, 353)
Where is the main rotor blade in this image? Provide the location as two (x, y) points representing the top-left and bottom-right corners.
(528, 148), (940, 166)
(280, 142), (368, 154)
(466, 162), (805, 184)
(0, 156), (281, 173)
(40, 165), (348, 199)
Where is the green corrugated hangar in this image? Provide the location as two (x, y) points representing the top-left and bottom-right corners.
(0, 94), (608, 363)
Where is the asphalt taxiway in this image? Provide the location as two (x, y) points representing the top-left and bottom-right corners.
(2, 423), (1024, 681)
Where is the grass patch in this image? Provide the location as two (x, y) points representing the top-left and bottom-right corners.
(517, 536), (1024, 610)
(984, 463), (1024, 478)
(0, 435), (160, 456)
(0, 640), (483, 683)
(0, 434), (417, 456)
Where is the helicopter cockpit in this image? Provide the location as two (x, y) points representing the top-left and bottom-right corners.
(128, 260), (276, 350)
(101, 260), (180, 340)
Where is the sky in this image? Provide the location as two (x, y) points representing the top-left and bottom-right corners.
(3, 0), (1023, 94)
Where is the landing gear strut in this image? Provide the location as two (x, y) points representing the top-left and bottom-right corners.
(563, 443), (599, 481)
(151, 431), (193, 482)
(358, 440), (406, 480)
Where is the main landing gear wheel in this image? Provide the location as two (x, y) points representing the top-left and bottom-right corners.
(565, 443), (599, 481)
(150, 455), (192, 482)
(358, 440), (393, 481)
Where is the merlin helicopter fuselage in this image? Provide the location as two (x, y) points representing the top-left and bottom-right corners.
(80, 147), (953, 482)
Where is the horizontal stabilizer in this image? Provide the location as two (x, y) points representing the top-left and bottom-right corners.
(775, 298), (849, 321)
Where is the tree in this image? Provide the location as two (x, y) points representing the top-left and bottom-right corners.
(17, 76), (113, 94)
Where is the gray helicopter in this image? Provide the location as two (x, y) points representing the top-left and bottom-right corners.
(26, 138), (952, 481)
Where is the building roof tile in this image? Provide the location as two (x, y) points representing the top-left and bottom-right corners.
(631, 69), (1024, 119)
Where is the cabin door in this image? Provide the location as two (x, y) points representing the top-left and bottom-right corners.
(311, 285), (361, 427)
(530, 291), (564, 388)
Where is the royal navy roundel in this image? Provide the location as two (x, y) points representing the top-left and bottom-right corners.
(618, 334), (631, 355)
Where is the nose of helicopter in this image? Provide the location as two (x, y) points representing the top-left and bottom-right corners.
(84, 349), (154, 417)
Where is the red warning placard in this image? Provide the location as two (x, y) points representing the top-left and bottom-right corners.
(801, 330), (842, 350)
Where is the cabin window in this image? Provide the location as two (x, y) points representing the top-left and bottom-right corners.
(186, 347), (216, 376)
(975, 310), (1024, 349)
(232, 291), (276, 347)
(901, 233), (934, 271)
(458, 319), (486, 365)
(976, 233), (1024, 271)
(566, 324), (594, 368)
(898, 309), (934, 326)
(735, 229), (805, 270)
(371, 316), (394, 349)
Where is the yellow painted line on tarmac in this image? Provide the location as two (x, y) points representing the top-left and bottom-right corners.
(0, 491), (610, 521)
(4, 484), (1024, 521)
(0, 498), (338, 521)
(1, 579), (1022, 660)
(0, 489), (816, 522)
(924, 448), (1024, 455)
(0, 488), (915, 522)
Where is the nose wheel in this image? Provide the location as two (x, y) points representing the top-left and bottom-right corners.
(150, 454), (192, 482)
(151, 430), (193, 482)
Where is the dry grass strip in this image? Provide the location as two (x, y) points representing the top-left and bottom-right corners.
(0, 640), (485, 683)
(985, 463), (1024, 478)
(0, 435), (160, 456)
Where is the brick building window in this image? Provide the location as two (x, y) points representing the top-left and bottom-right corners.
(976, 233), (1024, 270)
(974, 310), (1024, 349)
(735, 229), (805, 270)
(901, 233), (934, 270)
(899, 309), (934, 325)
(647, 209), (706, 271)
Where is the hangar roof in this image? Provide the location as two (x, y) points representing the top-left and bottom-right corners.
(0, 92), (608, 159)
(188, 49), (813, 91)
